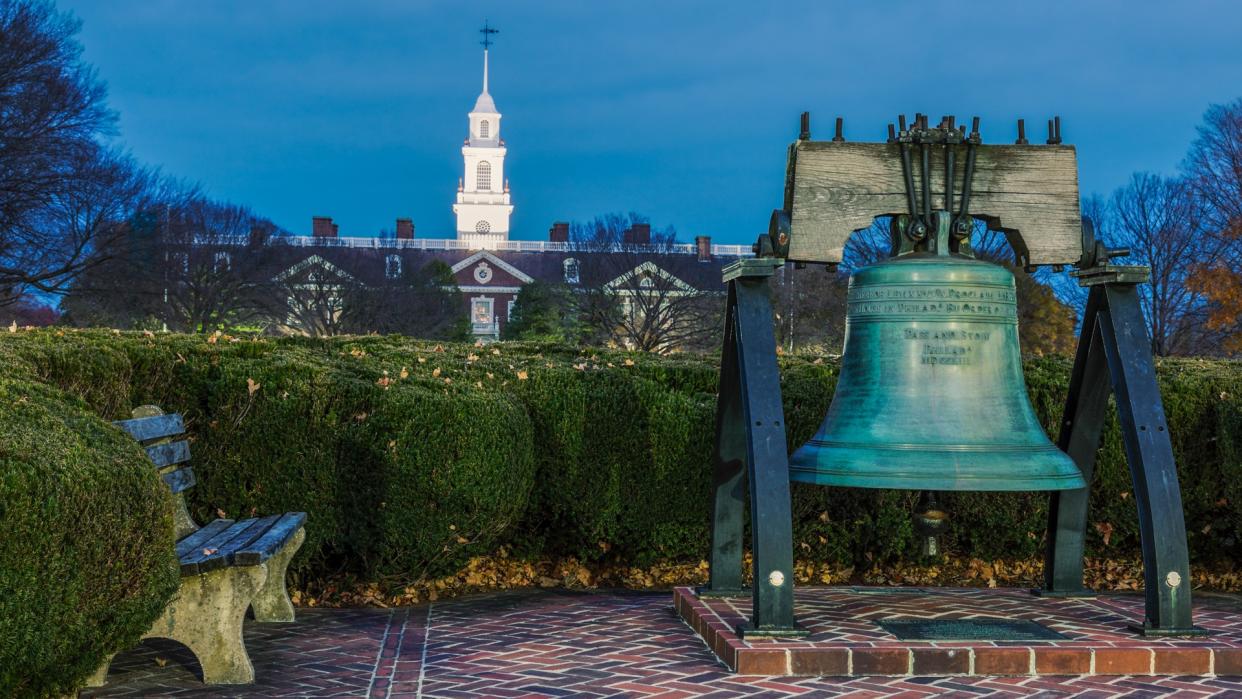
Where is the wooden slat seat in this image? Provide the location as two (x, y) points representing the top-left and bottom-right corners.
(88, 406), (309, 688)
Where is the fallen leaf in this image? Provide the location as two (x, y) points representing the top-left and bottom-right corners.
(516, 370), (529, 380)
(202, 548), (218, 556)
(216, 508), (227, 518)
(154, 657), (168, 668)
(432, 367), (442, 377)
(624, 358), (635, 366)
(247, 378), (261, 395)
(400, 367), (409, 379)
(1095, 522), (1114, 546)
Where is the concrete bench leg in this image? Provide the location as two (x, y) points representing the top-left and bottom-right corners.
(89, 563), (269, 686)
(251, 527), (305, 623)
(84, 653), (115, 688)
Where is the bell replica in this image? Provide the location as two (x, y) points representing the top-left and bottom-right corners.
(700, 112), (1200, 640)
(789, 210), (1085, 491)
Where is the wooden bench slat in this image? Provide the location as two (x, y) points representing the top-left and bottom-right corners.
(161, 467), (196, 494)
(175, 519), (234, 559)
(145, 440), (191, 468)
(233, 512), (307, 565)
(113, 414), (185, 442)
(180, 519), (261, 575)
(180, 516), (281, 576)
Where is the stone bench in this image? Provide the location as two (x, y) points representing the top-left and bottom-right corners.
(87, 406), (307, 686)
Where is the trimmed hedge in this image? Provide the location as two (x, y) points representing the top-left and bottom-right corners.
(0, 330), (1239, 593)
(0, 356), (179, 698)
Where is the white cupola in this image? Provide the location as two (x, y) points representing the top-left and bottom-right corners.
(454, 22), (513, 249)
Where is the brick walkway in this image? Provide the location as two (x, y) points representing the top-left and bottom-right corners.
(83, 589), (1242, 698)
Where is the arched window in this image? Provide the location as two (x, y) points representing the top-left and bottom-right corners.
(479, 120), (490, 138)
(563, 258), (580, 284)
(385, 254), (402, 279)
(214, 251), (231, 273)
(476, 161), (491, 190)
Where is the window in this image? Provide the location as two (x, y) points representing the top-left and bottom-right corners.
(214, 251), (231, 273)
(475, 220), (491, 233)
(507, 300), (515, 321)
(385, 254), (402, 279)
(563, 258), (580, 284)
(476, 161), (491, 190)
(472, 298), (493, 324)
(479, 120), (490, 138)
(639, 275), (655, 288)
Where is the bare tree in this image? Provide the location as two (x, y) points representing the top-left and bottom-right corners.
(1109, 173), (1230, 355)
(1183, 99), (1242, 351)
(571, 213), (722, 353)
(61, 194), (279, 332)
(155, 198), (276, 332)
(0, 0), (147, 304)
(278, 266), (350, 337)
(339, 260), (469, 340)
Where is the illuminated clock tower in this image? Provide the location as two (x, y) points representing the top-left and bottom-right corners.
(454, 21), (513, 249)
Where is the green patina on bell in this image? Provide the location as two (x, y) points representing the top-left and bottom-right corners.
(789, 213), (1085, 492)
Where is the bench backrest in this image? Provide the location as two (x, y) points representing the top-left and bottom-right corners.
(113, 409), (196, 495)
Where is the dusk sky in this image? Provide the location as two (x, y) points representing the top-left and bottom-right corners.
(64, 1), (1242, 245)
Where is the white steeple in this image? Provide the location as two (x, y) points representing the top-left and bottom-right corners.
(454, 21), (512, 249)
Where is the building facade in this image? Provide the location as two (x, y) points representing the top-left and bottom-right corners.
(255, 39), (750, 340)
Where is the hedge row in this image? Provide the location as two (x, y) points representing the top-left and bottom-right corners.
(1, 330), (1239, 591)
(0, 351), (179, 698)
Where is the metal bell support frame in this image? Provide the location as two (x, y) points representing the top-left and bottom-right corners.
(702, 113), (1203, 637)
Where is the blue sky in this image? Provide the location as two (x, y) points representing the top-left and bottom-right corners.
(64, 0), (1242, 245)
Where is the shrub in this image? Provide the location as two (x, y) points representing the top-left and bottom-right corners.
(0, 330), (1238, 591)
(0, 364), (178, 698)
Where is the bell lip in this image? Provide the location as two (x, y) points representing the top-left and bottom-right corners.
(787, 471), (1088, 491)
(788, 444), (1087, 491)
(795, 439), (1066, 453)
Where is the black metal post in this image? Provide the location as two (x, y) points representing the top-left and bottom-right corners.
(702, 260), (804, 636)
(1039, 279), (1202, 635)
(1040, 285), (1110, 597)
(702, 282), (749, 597)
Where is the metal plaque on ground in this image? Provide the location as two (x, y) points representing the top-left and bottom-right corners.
(878, 618), (1067, 641)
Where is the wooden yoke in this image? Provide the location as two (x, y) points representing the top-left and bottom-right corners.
(782, 139), (1083, 266)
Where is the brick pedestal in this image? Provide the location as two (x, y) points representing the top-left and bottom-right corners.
(675, 586), (1242, 677)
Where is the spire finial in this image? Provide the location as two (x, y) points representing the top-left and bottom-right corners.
(479, 20), (498, 93)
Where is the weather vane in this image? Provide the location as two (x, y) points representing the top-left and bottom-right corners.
(479, 20), (499, 50)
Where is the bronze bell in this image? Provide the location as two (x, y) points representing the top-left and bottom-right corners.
(789, 213), (1085, 492)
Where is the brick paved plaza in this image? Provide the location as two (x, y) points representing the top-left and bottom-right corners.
(82, 588), (1242, 697)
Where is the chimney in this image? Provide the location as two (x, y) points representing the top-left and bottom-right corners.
(312, 216), (337, 238)
(396, 218), (414, 239)
(549, 221), (569, 243)
(695, 235), (712, 262)
(629, 223), (651, 246)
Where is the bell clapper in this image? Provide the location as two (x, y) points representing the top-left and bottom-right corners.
(913, 491), (949, 558)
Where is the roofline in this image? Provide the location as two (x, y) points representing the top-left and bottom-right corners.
(191, 235), (754, 258)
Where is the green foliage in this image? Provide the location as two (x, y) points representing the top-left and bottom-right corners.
(503, 281), (581, 342)
(0, 361), (179, 698)
(0, 330), (1239, 603)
